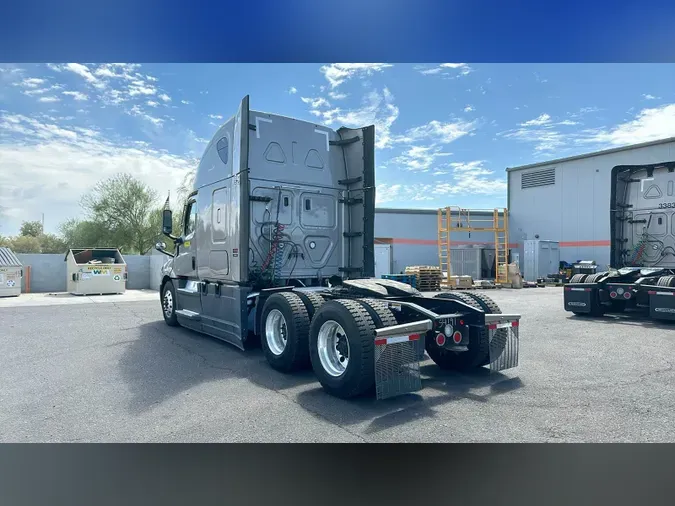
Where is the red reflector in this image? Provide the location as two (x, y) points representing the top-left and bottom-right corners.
(648, 291), (656, 295)
(436, 333), (446, 346)
(374, 339), (386, 346)
(623, 292), (631, 299)
(584, 288), (592, 292)
(409, 334), (421, 341)
(564, 287), (571, 291)
(488, 324), (497, 330)
(610, 292), (617, 299)
(512, 321), (519, 327)
(452, 331), (462, 344)
(459, 320), (464, 325)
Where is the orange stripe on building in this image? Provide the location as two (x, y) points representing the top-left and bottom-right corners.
(382, 238), (611, 248)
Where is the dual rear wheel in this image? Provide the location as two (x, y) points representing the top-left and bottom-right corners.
(260, 292), (399, 398)
(260, 290), (506, 398)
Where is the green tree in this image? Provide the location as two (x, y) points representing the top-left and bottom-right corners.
(19, 220), (43, 237)
(59, 218), (108, 249)
(9, 235), (41, 253)
(39, 233), (68, 254)
(80, 173), (159, 254)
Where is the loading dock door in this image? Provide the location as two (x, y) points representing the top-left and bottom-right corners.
(374, 244), (392, 278)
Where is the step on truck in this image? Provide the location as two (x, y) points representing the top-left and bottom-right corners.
(155, 96), (521, 400)
(563, 162), (675, 321)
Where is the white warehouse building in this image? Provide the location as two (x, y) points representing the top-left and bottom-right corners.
(507, 136), (675, 270)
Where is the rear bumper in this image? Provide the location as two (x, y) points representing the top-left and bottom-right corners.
(373, 312), (521, 399)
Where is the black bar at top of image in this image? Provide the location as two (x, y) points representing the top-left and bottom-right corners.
(0, 444), (673, 506)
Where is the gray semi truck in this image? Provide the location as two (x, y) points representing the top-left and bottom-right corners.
(155, 95), (521, 400)
(563, 161), (675, 320)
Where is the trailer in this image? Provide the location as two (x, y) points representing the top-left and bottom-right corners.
(155, 96), (522, 400)
(563, 162), (675, 321)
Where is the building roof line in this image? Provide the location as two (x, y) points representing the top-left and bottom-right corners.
(506, 136), (675, 173)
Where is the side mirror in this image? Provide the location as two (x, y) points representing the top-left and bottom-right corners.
(162, 209), (173, 235)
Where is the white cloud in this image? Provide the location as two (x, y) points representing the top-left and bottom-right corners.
(464, 105), (475, 113)
(38, 96), (60, 103)
(301, 96), (331, 108)
(288, 86), (297, 94)
(313, 88), (400, 149)
(62, 91), (88, 101)
(128, 104), (164, 127)
(521, 113), (551, 126)
(128, 83), (157, 96)
(501, 104), (675, 155)
(208, 114), (223, 120)
(643, 94), (660, 100)
(320, 63), (393, 88)
(328, 91), (348, 100)
(181, 100), (192, 105)
(419, 63), (473, 77)
(585, 103), (675, 146)
(388, 145), (453, 172)
(64, 63), (99, 85)
(396, 118), (476, 145)
(375, 161), (505, 204)
(147, 100), (159, 107)
(0, 112), (195, 233)
(19, 77), (46, 88)
(159, 93), (171, 102)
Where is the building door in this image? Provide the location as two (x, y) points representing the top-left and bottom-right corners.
(374, 244), (392, 278)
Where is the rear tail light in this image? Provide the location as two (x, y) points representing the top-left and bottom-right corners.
(452, 331), (462, 344)
(610, 291), (617, 299)
(623, 292), (631, 299)
(435, 333), (446, 347)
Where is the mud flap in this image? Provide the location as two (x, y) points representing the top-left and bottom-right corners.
(564, 285), (593, 313)
(373, 320), (430, 400)
(487, 318), (520, 372)
(648, 289), (675, 320)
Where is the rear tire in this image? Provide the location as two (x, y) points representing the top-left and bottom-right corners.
(295, 291), (325, 319)
(583, 273), (603, 283)
(463, 292), (508, 366)
(657, 275), (675, 287)
(309, 299), (377, 399)
(260, 292), (311, 373)
(161, 281), (179, 327)
(427, 292), (490, 370)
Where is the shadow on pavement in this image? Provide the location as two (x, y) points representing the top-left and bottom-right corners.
(568, 312), (675, 330)
(294, 365), (524, 436)
(120, 319), (524, 435)
(118, 320), (317, 415)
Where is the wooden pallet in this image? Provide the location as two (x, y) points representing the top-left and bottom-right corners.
(405, 265), (442, 292)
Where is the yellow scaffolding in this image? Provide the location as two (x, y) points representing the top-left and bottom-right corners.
(438, 207), (510, 285)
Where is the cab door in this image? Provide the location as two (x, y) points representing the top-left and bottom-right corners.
(174, 194), (202, 316)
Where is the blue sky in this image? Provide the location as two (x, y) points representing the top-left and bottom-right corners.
(1, 63), (675, 235)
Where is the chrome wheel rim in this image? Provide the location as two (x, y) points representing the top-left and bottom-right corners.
(163, 288), (173, 318)
(265, 309), (288, 356)
(317, 320), (350, 377)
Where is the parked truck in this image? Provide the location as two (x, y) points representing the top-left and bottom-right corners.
(155, 96), (521, 400)
(563, 161), (675, 320)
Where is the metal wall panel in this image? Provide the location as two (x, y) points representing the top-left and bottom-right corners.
(508, 140), (675, 269)
(374, 210), (497, 274)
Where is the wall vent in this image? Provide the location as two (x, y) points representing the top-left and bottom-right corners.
(521, 168), (556, 189)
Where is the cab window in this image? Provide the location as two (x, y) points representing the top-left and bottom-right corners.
(184, 200), (198, 236)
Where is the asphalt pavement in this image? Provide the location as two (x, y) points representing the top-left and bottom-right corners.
(1, 288), (673, 442)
